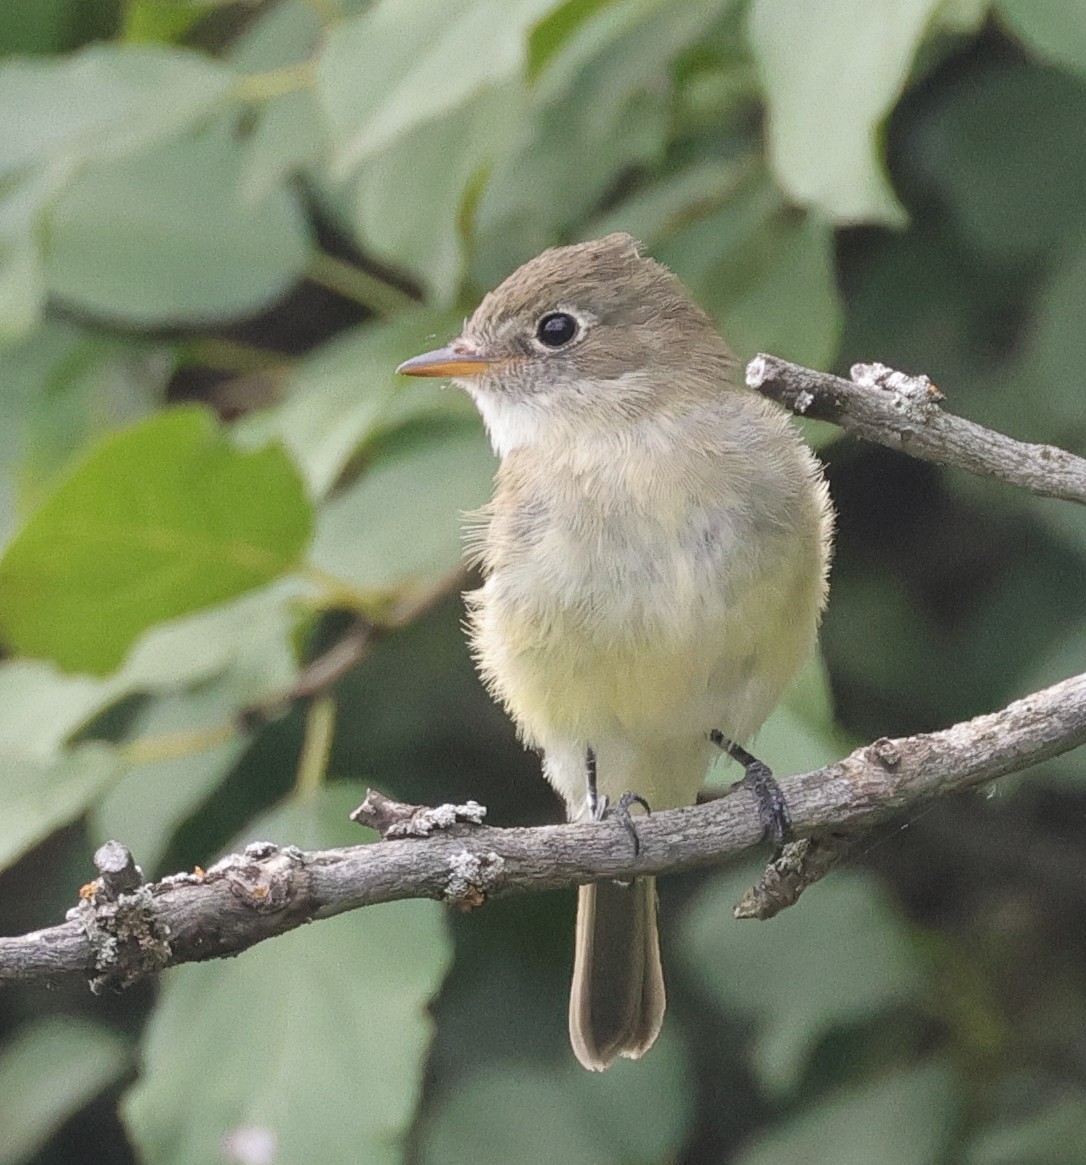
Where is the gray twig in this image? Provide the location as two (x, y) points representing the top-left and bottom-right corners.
(2, 670), (1085, 988)
(747, 354), (1086, 505)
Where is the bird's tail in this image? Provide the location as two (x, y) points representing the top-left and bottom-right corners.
(568, 875), (665, 1071)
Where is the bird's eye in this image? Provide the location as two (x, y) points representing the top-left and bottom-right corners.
(536, 312), (578, 348)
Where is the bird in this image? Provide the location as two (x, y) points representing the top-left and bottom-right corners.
(397, 232), (833, 1070)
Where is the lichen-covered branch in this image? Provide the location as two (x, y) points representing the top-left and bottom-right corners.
(3, 669), (1085, 989)
(747, 355), (1086, 505)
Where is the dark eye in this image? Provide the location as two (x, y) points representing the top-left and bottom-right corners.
(536, 312), (578, 348)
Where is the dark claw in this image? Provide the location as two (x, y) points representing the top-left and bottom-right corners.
(739, 758), (792, 848)
(618, 791), (651, 817)
(710, 730), (793, 849)
(609, 790), (651, 858)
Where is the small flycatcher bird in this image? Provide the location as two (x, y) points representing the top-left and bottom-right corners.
(398, 233), (833, 1070)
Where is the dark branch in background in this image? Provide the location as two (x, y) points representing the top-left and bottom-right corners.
(239, 564), (472, 729)
(2, 359), (1086, 988)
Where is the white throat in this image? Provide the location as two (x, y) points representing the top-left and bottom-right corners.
(462, 369), (656, 459)
(463, 384), (550, 459)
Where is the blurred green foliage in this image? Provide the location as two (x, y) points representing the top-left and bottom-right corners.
(0, 1), (1085, 1163)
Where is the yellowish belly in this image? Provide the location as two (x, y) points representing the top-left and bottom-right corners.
(467, 563), (812, 751)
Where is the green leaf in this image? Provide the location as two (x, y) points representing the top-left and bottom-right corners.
(92, 589), (301, 871)
(0, 1017), (130, 1165)
(747, 0), (940, 223)
(586, 155), (759, 244)
(936, 0), (990, 34)
(350, 83), (522, 302)
(241, 88), (330, 203)
(1002, 225), (1086, 442)
(908, 62), (1086, 267)
(0, 587), (305, 871)
(965, 1096), (1086, 1165)
(998, 0), (1086, 80)
(238, 309), (469, 498)
(679, 869), (925, 1091)
(43, 118), (313, 326)
(0, 407), (314, 675)
(318, 0), (558, 178)
(734, 1062), (957, 1165)
(122, 784), (451, 1165)
(0, 231), (44, 345)
(0, 318), (171, 539)
(1019, 612), (1086, 708)
(0, 660), (128, 758)
(0, 0), (113, 55)
(719, 211), (843, 369)
(228, 0), (323, 73)
(0, 44), (234, 179)
(421, 1032), (693, 1165)
(474, 0), (728, 283)
(651, 164), (785, 289)
(0, 54), (198, 339)
(118, 581), (306, 693)
(0, 585), (302, 765)
(229, 0), (330, 202)
(90, 709), (246, 876)
(0, 744), (121, 870)
(123, 0), (222, 43)
(310, 422), (495, 596)
(0, 170), (53, 342)
(648, 175), (843, 366)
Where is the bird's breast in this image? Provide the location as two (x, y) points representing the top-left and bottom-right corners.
(482, 459), (738, 642)
(465, 423), (828, 748)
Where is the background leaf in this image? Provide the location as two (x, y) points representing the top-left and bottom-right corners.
(679, 869), (926, 1091)
(43, 118), (313, 326)
(420, 1034), (693, 1165)
(0, 44), (233, 178)
(965, 1096), (1086, 1165)
(309, 421), (495, 596)
(121, 784), (451, 1165)
(0, 745), (121, 869)
(734, 1062), (958, 1165)
(0, 1017), (130, 1165)
(90, 589), (300, 871)
(0, 407), (313, 673)
(238, 309), (469, 498)
(748, 0), (939, 223)
(997, 0), (1086, 80)
(317, 0), (558, 177)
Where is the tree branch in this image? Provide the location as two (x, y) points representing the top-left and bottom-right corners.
(747, 355), (1086, 505)
(3, 670), (1085, 989)
(4, 357), (1085, 989)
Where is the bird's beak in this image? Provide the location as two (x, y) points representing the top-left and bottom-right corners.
(396, 343), (494, 378)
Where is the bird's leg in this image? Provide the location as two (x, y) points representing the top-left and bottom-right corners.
(709, 730), (792, 848)
(585, 746), (603, 820)
(585, 748), (649, 858)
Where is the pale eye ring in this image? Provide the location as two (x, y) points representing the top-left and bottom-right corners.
(536, 312), (578, 348)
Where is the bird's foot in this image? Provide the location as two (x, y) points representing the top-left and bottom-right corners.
(589, 792), (651, 859)
(710, 731), (792, 850)
(584, 747), (650, 858)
